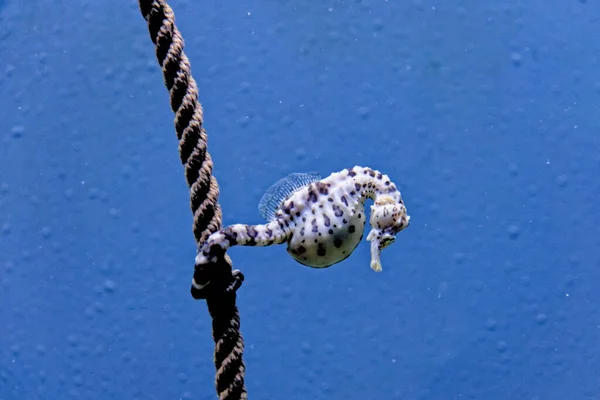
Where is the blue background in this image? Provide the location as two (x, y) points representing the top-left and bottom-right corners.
(1, 0), (599, 399)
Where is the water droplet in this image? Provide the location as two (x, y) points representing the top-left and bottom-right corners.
(358, 106), (370, 120)
(496, 340), (508, 353)
(527, 185), (538, 197)
(1, 223), (11, 236)
(11, 125), (24, 139)
(238, 115), (250, 128)
(35, 344), (46, 356)
(373, 19), (384, 32)
(67, 334), (79, 347)
(88, 188), (99, 200)
(301, 341), (312, 355)
(507, 224), (520, 239)
(535, 313), (548, 325)
(510, 52), (522, 67)
(485, 318), (497, 331)
(239, 81), (251, 94)
(294, 147), (306, 161)
(453, 252), (465, 264)
(39, 226), (51, 239)
(508, 163), (519, 177)
(103, 280), (116, 293)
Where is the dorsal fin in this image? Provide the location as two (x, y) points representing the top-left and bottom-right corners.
(258, 171), (322, 221)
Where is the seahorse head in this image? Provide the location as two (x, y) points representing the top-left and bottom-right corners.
(366, 195), (410, 272)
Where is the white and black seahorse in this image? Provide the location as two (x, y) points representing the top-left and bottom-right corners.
(193, 166), (410, 290)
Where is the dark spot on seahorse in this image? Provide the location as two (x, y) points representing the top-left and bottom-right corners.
(247, 226), (259, 238)
(323, 215), (331, 226)
(332, 204), (343, 217)
(307, 189), (318, 203)
(342, 218), (348, 224)
(296, 212), (301, 217)
(347, 169), (357, 177)
(316, 182), (329, 195)
(368, 169), (376, 178)
(246, 225), (258, 246)
(290, 248), (298, 255)
(362, 183), (367, 188)
(282, 201), (294, 215)
(388, 185), (397, 193)
(314, 238), (318, 243)
(300, 227), (305, 236)
(349, 225), (356, 233)
(341, 195), (348, 207)
(358, 213), (362, 219)
(328, 229), (333, 234)
(312, 224), (319, 233)
(265, 227), (273, 237)
(222, 227), (237, 242)
(377, 172), (382, 180)
(333, 237), (343, 248)
(297, 245), (306, 254)
(302, 217), (306, 222)
(209, 243), (224, 256)
(350, 191), (356, 196)
(355, 183), (361, 191)
(385, 181), (390, 186)
(311, 219), (317, 225)
(328, 197), (333, 202)
(317, 242), (326, 256)
(267, 240), (274, 245)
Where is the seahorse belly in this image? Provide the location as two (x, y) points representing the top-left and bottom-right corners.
(285, 177), (367, 268)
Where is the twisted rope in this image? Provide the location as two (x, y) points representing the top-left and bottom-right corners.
(138, 1), (247, 398)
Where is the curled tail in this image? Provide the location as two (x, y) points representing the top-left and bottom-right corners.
(195, 219), (292, 265)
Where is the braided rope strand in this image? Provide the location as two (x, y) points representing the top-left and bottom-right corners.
(138, 1), (247, 398)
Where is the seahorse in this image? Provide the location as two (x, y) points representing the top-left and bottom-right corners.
(194, 166), (410, 283)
